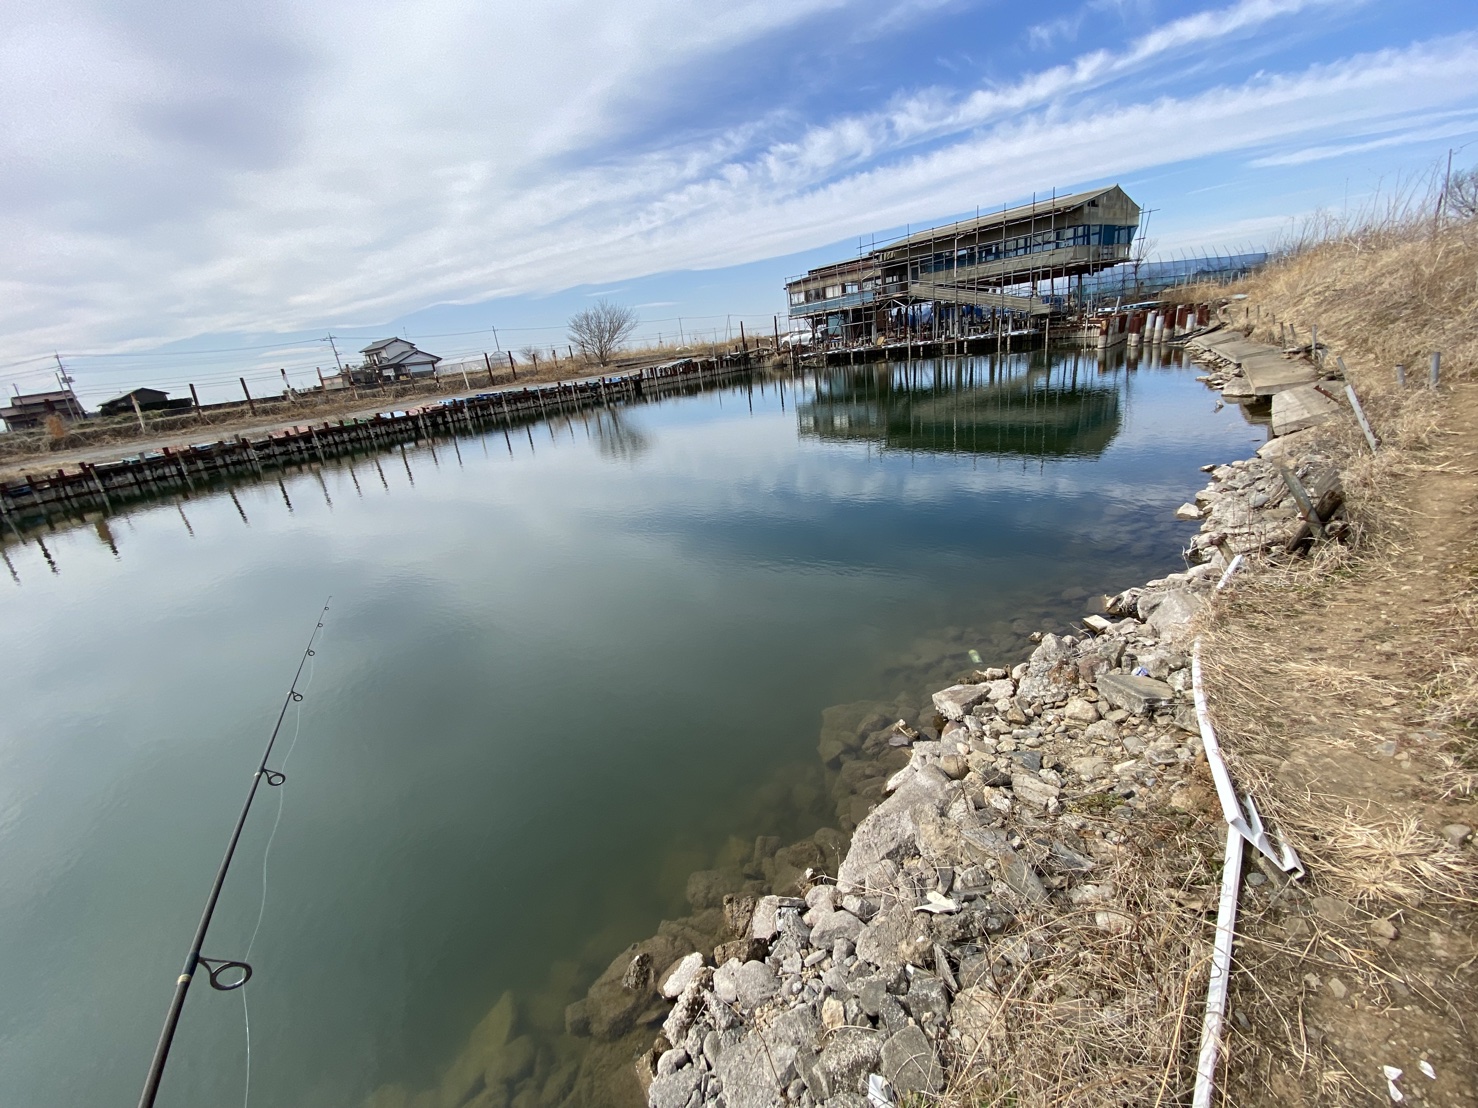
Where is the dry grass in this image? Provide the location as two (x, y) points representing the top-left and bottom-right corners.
(1175, 201), (1478, 1104)
(936, 814), (1226, 1107)
(937, 200), (1478, 1105)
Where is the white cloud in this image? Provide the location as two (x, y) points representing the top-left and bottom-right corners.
(1, 0), (1471, 368)
(1251, 115), (1478, 166)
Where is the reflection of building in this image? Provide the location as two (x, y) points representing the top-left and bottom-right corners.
(0, 389), (87, 431)
(785, 186), (1140, 344)
(356, 338), (442, 382)
(798, 357), (1123, 459)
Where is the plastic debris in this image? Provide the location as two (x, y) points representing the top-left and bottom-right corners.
(1383, 1065), (1403, 1102)
(867, 1073), (896, 1107)
(967, 649), (983, 664)
(913, 890), (960, 914)
(1419, 1061), (1436, 1080)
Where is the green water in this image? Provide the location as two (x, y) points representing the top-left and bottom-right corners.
(0, 349), (1263, 1107)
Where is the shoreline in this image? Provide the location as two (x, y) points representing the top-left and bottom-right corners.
(366, 314), (1317, 1108)
(617, 324), (1341, 1108)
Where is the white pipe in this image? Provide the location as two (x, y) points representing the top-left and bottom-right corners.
(1193, 823), (1244, 1108)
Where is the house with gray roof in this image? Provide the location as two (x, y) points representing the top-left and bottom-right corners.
(357, 338), (442, 382)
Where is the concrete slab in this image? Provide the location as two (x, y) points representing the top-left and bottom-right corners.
(1096, 674), (1175, 715)
(1271, 384), (1343, 436)
(1241, 353), (1317, 397)
(1221, 375), (1255, 402)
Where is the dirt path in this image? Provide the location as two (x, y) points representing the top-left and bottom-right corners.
(1203, 379), (1478, 1105)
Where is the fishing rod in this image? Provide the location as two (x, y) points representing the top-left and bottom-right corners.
(137, 600), (331, 1108)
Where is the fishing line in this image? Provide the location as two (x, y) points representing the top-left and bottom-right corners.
(137, 600), (332, 1108)
(238, 625), (323, 1108)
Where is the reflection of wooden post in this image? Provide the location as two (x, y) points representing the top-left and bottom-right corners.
(241, 377), (256, 415)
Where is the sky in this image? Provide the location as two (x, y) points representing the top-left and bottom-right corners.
(3, 0), (1477, 404)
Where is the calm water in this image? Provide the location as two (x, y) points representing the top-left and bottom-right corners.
(0, 350), (1262, 1107)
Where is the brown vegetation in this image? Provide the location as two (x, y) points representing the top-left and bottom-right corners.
(936, 201), (1478, 1106)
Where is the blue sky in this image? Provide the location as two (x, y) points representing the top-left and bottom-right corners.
(3, 0), (1477, 403)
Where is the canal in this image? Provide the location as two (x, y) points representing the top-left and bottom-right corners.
(0, 348), (1263, 1107)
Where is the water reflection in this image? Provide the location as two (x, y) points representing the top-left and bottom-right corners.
(799, 352), (1122, 459)
(0, 349), (1267, 1108)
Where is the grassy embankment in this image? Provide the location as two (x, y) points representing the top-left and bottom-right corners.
(941, 206), (1478, 1106)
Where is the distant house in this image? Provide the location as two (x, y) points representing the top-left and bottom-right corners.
(0, 389), (87, 432)
(356, 338), (442, 382)
(98, 388), (192, 417)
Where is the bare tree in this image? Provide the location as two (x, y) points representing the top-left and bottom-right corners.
(1446, 167), (1478, 220)
(569, 300), (638, 366)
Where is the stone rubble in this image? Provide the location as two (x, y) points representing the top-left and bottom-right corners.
(619, 440), (1349, 1108)
(406, 390), (1350, 1108)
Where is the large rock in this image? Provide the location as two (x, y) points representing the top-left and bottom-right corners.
(932, 683), (994, 721)
(437, 991), (515, 1108)
(1011, 773), (1060, 812)
(714, 959), (778, 1012)
(1063, 697), (1100, 724)
(800, 1026), (882, 1100)
(659, 952), (705, 1000)
(686, 868), (748, 910)
(714, 1005), (820, 1108)
(855, 903), (925, 974)
(1146, 589), (1205, 640)
(1096, 673), (1175, 715)
(568, 934), (687, 1041)
(646, 1067), (701, 1108)
(808, 907), (863, 949)
(660, 966), (714, 1045)
(880, 1024), (944, 1094)
(837, 765), (952, 893)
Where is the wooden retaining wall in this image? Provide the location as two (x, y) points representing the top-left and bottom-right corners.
(0, 356), (753, 538)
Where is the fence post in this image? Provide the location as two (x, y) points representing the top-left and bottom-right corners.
(485, 352), (496, 386)
(1395, 364), (1406, 387)
(240, 378), (256, 415)
(1430, 352), (1441, 389)
(508, 352), (517, 380)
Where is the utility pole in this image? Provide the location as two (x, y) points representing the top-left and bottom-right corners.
(325, 335), (344, 372)
(54, 352), (75, 394)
